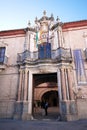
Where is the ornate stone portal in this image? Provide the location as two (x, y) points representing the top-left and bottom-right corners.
(14, 11), (77, 121)
(1, 11), (87, 121)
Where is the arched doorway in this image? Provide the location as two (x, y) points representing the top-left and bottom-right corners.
(33, 73), (59, 119)
(41, 90), (59, 107)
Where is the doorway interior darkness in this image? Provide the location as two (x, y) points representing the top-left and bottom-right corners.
(33, 73), (57, 87)
(33, 73), (59, 107)
(41, 90), (59, 107)
(33, 73), (59, 119)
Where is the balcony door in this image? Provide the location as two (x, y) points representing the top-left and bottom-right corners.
(38, 42), (51, 59)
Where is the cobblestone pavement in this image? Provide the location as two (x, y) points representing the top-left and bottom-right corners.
(0, 119), (87, 130)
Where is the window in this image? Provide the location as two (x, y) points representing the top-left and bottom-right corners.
(0, 47), (5, 63)
(38, 43), (51, 59)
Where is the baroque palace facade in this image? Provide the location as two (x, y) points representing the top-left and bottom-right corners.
(0, 11), (87, 121)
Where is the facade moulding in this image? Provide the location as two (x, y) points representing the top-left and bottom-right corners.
(63, 26), (87, 32)
(0, 35), (25, 39)
(0, 20), (87, 37)
(0, 29), (25, 37)
(63, 20), (87, 29)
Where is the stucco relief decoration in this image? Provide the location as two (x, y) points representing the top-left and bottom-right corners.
(73, 87), (87, 99)
(35, 11), (51, 46)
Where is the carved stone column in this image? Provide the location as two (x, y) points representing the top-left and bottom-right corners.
(57, 25), (64, 48)
(67, 68), (74, 100)
(59, 68), (77, 121)
(57, 69), (62, 100)
(24, 29), (31, 51)
(21, 69), (29, 120)
(18, 70), (22, 101)
(24, 69), (28, 101)
(27, 30), (31, 51)
(57, 30), (60, 48)
(61, 68), (67, 100)
(28, 71), (33, 119)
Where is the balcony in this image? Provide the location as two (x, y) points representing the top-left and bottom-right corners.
(17, 50), (38, 64)
(52, 47), (72, 62)
(17, 47), (72, 65)
(0, 55), (8, 70)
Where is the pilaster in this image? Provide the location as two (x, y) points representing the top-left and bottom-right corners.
(67, 68), (74, 100)
(28, 71), (33, 119)
(24, 68), (28, 101)
(61, 68), (67, 100)
(58, 66), (77, 121)
(57, 69), (62, 100)
(18, 69), (23, 101)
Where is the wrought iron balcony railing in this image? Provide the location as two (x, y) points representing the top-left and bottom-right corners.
(52, 47), (72, 62)
(17, 50), (38, 62)
(17, 47), (72, 64)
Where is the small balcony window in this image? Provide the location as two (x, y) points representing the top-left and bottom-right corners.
(0, 47), (5, 63)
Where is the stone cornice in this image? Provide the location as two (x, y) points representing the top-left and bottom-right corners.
(63, 20), (87, 29)
(0, 28), (25, 37)
(0, 20), (87, 37)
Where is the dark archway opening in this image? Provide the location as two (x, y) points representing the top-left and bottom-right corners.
(41, 90), (59, 107)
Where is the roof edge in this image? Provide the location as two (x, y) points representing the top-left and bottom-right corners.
(0, 20), (87, 36)
(63, 20), (87, 29)
(0, 28), (26, 37)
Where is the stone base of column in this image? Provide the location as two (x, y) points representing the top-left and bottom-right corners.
(22, 101), (31, 120)
(60, 100), (78, 121)
(14, 101), (34, 120)
(61, 114), (78, 121)
(14, 101), (23, 119)
(22, 114), (34, 120)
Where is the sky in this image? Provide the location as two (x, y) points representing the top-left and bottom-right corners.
(0, 0), (87, 31)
